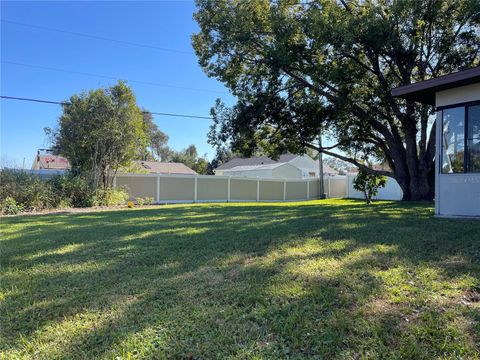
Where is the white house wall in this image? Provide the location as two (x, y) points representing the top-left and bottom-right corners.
(436, 83), (480, 107)
(288, 155), (319, 178)
(271, 163), (303, 179)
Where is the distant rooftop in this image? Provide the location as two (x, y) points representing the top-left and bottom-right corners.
(135, 161), (197, 175)
(216, 154), (298, 170)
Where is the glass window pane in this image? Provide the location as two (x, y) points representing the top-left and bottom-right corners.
(442, 107), (465, 173)
(467, 105), (480, 173)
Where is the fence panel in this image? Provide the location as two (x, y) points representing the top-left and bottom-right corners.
(346, 174), (403, 200)
(197, 177), (228, 201)
(115, 173), (402, 203)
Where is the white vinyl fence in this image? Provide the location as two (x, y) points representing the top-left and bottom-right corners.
(346, 174), (403, 200)
(114, 174), (350, 204)
(113, 173), (402, 203)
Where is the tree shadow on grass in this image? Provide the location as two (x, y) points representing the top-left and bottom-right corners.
(1, 200), (479, 358)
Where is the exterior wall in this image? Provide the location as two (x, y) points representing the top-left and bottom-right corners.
(435, 85), (480, 217)
(346, 175), (403, 201)
(222, 169), (272, 178)
(288, 155), (319, 178)
(271, 163), (303, 179)
(435, 83), (480, 107)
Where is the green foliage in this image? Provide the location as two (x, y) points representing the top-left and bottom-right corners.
(49, 175), (97, 208)
(138, 111), (171, 161)
(144, 197), (154, 205)
(193, 0), (480, 200)
(170, 144), (210, 174)
(0, 170), (55, 211)
(0, 170), (128, 214)
(2, 200), (479, 358)
(98, 187), (129, 206)
(353, 170), (387, 204)
(52, 81), (147, 188)
(136, 197), (145, 206)
(1, 197), (25, 215)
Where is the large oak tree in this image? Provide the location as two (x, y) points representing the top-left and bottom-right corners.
(193, 0), (480, 200)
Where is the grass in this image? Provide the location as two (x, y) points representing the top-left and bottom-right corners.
(1, 199), (479, 359)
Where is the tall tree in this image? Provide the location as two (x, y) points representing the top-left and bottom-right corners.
(139, 111), (171, 161)
(54, 81), (147, 188)
(193, 0), (480, 200)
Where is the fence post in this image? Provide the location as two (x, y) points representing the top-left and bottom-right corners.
(307, 180), (310, 200)
(256, 179), (260, 202)
(283, 180), (286, 201)
(156, 175), (160, 203)
(328, 178), (331, 198)
(194, 176), (198, 203)
(227, 177), (231, 202)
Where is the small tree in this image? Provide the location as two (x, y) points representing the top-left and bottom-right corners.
(353, 170), (387, 204)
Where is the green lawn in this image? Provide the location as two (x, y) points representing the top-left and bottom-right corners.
(1, 199), (479, 359)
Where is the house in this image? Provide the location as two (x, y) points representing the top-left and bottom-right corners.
(214, 154), (338, 179)
(31, 149), (70, 171)
(392, 66), (480, 218)
(132, 161), (197, 175)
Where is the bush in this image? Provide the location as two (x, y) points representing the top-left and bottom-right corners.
(1, 197), (25, 215)
(144, 197), (154, 205)
(136, 197), (145, 206)
(353, 170), (387, 204)
(49, 175), (97, 208)
(99, 187), (129, 206)
(0, 170), (55, 212)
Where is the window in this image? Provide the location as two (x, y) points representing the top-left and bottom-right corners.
(467, 105), (480, 172)
(440, 102), (480, 174)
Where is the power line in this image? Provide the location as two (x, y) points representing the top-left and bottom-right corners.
(3, 61), (227, 95)
(0, 95), (214, 120)
(1, 19), (195, 55)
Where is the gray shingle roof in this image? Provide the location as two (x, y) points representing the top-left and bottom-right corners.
(135, 161), (197, 175)
(216, 154), (298, 170)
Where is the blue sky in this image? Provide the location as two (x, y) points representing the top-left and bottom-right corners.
(1, 1), (235, 167)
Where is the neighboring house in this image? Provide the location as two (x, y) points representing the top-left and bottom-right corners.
(392, 66), (480, 218)
(215, 154), (338, 179)
(132, 161), (197, 175)
(31, 149), (70, 171)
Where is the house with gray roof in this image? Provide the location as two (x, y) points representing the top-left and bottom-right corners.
(215, 154), (338, 179)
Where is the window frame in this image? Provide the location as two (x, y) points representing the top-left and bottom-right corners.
(438, 100), (480, 174)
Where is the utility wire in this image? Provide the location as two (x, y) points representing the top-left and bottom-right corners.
(0, 95), (214, 120)
(3, 61), (227, 95)
(1, 19), (195, 55)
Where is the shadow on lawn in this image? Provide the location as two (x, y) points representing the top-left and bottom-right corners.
(1, 200), (479, 358)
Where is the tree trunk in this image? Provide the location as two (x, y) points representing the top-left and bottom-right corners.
(394, 163), (435, 201)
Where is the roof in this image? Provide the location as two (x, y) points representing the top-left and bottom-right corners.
(216, 154), (298, 170)
(391, 66), (480, 105)
(32, 154), (70, 170)
(135, 161), (197, 175)
(223, 163), (289, 172)
(322, 164), (339, 175)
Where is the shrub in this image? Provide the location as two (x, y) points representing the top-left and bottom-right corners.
(144, 197), (154, 205)
(49, 175), (97, 208)
(0, 170), (55, 211)
(1, 197), (25, 215)
(353, 170), (387, 204)
(99, 187), (129, 206)
(136, 197), (145, 206)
